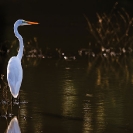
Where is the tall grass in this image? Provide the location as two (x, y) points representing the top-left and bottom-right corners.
(0, 37), (44, 68)
(84, 2), (133, 55)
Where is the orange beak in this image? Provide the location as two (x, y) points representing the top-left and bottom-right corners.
(26, 21), (39, 25)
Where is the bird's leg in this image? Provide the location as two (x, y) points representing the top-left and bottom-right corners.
(11, 96), (14, 105)
(18, 95), (21, 108)
(17, 103), (20, 120)
(18, 95), (20, 103)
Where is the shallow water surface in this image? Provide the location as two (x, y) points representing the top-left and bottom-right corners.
(1, 59), (133, 133)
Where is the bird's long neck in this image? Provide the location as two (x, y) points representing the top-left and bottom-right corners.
(14, 25), (24, 61)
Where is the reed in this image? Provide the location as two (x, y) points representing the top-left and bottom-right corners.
(0, 37), (44, 68)
(84, 2), (133, 56)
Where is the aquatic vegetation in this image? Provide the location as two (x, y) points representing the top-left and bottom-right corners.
(84, 2), (133, 57)
(0, 37), (44, 67)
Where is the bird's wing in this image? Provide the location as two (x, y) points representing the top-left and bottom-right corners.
(7, 57), (23, 96)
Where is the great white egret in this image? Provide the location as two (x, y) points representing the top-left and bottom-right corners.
(7, 19), (38, 99)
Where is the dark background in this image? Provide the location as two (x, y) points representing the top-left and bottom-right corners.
(0, 0), (133, 51)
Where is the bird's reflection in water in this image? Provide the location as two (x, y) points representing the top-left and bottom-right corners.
(5, 116), (21, 133)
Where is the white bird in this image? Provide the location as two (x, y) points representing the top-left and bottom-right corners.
(7, 19), (38, 98)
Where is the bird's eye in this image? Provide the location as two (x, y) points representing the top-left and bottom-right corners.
(22, 21), (25, 23)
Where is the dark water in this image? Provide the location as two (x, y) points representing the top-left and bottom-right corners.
(1, 58), (133, 133)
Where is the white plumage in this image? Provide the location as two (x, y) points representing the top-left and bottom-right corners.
(7, 57), (22, 98)
(7, 19), (38, 98)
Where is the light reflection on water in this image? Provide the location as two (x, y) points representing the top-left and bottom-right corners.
(62, 82), (77, 117)
(1, 58), (133, 132)
(61, 70), (77, 117)
(83, 99), (93, 133)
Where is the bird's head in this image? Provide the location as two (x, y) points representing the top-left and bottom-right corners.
(14, 19), (39, 27)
